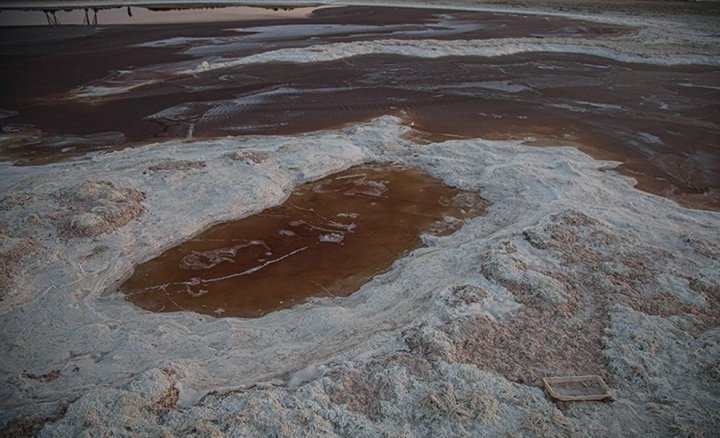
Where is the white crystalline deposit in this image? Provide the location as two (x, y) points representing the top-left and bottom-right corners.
(1, 116), (719, 435)
(180, 36), (720, 77)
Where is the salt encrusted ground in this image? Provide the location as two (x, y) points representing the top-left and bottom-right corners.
(1, 1), (719, 436)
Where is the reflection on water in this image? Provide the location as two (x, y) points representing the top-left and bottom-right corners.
(121, 164), (488, 318)
(0, 5), (320, 26)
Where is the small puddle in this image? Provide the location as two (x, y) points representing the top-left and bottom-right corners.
(121, 164), (488, 317)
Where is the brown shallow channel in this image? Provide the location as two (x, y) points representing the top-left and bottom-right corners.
(1, 5), (717, 209)
(121, 164), (488, 317)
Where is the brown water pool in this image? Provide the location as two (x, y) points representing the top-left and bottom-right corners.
(121, 164), (488, 317)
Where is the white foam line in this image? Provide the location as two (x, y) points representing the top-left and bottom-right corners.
(200, 245), (309, 284)
(68, 80), (161, 99)
(181, 38), (718, 77)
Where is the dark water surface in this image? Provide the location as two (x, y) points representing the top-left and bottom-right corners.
(0, 4), (319, 26)
(0, 5), (718, 210)
(121, 164), (488, 317)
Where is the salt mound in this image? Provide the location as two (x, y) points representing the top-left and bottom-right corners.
(55, 181), (145, 238)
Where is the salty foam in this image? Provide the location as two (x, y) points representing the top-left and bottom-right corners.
(183, 37), (720, 77)
(60, 2), (720, 102)
(70, 35), (718, 100)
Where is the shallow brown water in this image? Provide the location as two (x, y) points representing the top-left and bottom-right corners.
(0, 5), (320, 27)
(0, 5), (718, 209)
(121, 164), (488, 317)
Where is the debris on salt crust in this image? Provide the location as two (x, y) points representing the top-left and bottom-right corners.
(1, 114), (718, 435)
(542, 375), (611, 402)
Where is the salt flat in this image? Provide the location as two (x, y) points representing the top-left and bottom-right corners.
(0, 1), (718, 435)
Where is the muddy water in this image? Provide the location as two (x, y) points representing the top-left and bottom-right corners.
(0, 5), (320, 27)
(121, 164), (488, 317)
(0, 5), (718, 209)
(163, 55), (719, 208)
